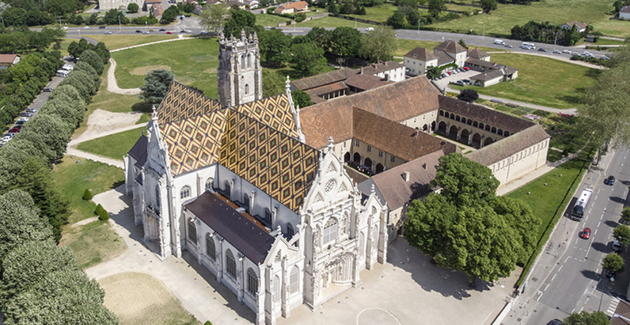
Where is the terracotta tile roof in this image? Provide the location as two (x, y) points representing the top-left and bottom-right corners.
(345, 73), (393, 91)
(467, 47), (489, 60)
(358, 150), (446, 210)
(439, 96), (533, 134)
(300, 77), (441, 149)
(146, 0), (161, 4)
(282, 0), (308, 9)
(612, 300), (630, 325)
(292, 68), (354, 91)
(152, 3), (164, 16)
(0, 54), (18, 64)
(404, 47), (438, 61)
(353, 107), (451, 162)
(360, 61), (404, 75)
(186, 192), (275, 264)
(434, 40), (467, 54)
(466, 57), (500, 69)
(305, 81), (348, 97)
(466, 124), (550, 166)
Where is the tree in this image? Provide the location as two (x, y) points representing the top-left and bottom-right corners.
(83, 189), (93, 200)
(140, 69), (175, 103)
(290, 42), (327, 77)
(458, 38), (467, 49)
(622, 207), (630, 224)
(262, 69), (286, 98)
(258, 29), (291, 66)
(223, 9), (256, 37)
(127, 2), (139, 13)
(457, 89), (479, 103)
(80, 50), (105, 75)
(44, 0), (79, 16)
(20, 115), (72, 163)
(427, 0), (446, 17)
(614, 225), (630, 248)
(563, 311), (610, 325)
(479, 0), (497, 13)
(360, 26), (397, 63)
(329, 27), (362, 58)
(425, 66), (442, 79)
(199, 3), (229, 33)
(161, 6), (180, 24)
(292, 89), (314, 108)
(431, 153), (500, 206)
(603, 253), (625, 273)
(305, 27), (331, 51)
(387, 11), (405, 29)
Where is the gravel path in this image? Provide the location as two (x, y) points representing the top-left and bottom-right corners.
(107, 58), (142, 95)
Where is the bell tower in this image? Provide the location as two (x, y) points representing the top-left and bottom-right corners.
(217, 30), (263, 108)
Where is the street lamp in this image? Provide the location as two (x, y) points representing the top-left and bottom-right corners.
(118, 15), (121, 31)
(554, 31), (559, 50)
(417, 18), (421, 35)
(482, 23), (486, 41)
(58, 16), (62, 29)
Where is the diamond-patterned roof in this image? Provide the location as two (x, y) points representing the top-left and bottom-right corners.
(157, 83), (316, 212)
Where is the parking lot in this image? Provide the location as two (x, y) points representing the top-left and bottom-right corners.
(433, 69), (481, 89)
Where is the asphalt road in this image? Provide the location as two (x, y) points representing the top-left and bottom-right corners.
(504, 147), (630, 325)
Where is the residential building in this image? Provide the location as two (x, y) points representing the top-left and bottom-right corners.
(274, 1), (308, 14)
(561, 21), (588, 33)
(620, 6), (630, 19)
(433, 40), (468, 67)
(467, 47), (490, 61)
(0, 54), (20, 69)
(403, 47), (438, 76)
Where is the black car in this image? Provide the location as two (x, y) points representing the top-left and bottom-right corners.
(98, 25), (106, 29)
(43, 88), (52, 92)
(135, 30), (142, 33)
(159, 28), (166, 31)
(605, 175), (616, 185)
(179, 30), (187, 33)
(538, 48), (547, 52)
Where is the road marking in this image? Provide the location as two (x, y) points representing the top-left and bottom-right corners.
(544, 283), (550, 291)
(595, 229), (598, 236)
(558, 265), (563, 272)
(598, 221), (601, 228)
(607, 297), (620, 316)
(535, 290), (543, 301)
(579, 306), (584, 313)
(551, 274), (557, 282)
(595, 195), (598, 201)
(574, 238), (578, 245)
(586, 244), (592, 258)
(565, 256), (571, 263)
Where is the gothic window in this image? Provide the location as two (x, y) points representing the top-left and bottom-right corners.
(359, 232), (365, 255)
(241, 55), (246, 69)
(289, 266), (299, 293)
(323, 218), (338, 244)
(247, 268), (258, 295)
(286, 223), (294, 239)
(187, 219), (197, 245)
(243, 194), (250, 212)
(245, 84), (249, 95)
(247, 53), (252, 69)
(205, 178), (214, 191)
(180, 186), (191, 199)
(264, 208), (272, 223)
(225, 181), (231, 198)
(226, 249), (236, 279)
(206, 235), (216, 260)
(154, 185), (161, 214)
(273, 275), (280, 301)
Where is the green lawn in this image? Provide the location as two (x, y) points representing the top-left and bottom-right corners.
(255, 13), (291, 27)
(589, 38), (628, 46)
(430, 0), (630, 38)
(452, 53), (600, 109)
(61, 219), (127, 269)
(52, 155), (125, 225)
(506, 156), (591, 285)
(344, 3), (398, 23)
(87, 34), (180, 50)
(112, 38), (220, 97)
(78, 127), (147, 161)
(295, 16), (374, 28)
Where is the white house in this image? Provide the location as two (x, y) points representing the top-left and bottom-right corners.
(433, 40), (468, 68)
(620, 6), (630, 19)
(403, 47), (438, 76)
(561, 21), (587, 33)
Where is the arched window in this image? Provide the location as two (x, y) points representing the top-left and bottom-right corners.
(155, 185), (161, 214)
(243, 194), (250, 212)
(323, 218), (338, 244)
(226, 249), (236, 279)
(206, 235), (216, 260)
(180, 186), (191, 199)
(205, 178), (214, 191)
(289, 265), (299, 293)
(247, 54), (252, 68)
(245, 84), (249, 95)
(273, 275), (280, 301)
(188, 219), (197, 245)
(264, 208), (272, 223)
(241, 55), (246, 69)
(225, 181), (231, 198)
(247, 268), (258, 295)
(286, 223), (294, 239)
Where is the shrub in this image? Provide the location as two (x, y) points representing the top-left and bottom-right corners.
(83, 189), (93, 200)
(98, 209), (109, 221)
(94, 203), (105, 216)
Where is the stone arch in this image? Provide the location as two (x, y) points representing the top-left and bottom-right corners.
(472, 133), (482, 147)
(205, 178), (214, 191)
(206, 234), (216, 260)
(247, 53), (252, 69)
(344, 152), (350, 162)
(330, 253), (354, 285)
(353, 152), (361, 165)
(438, 121), (447, 133)
(448, 125), (458, 138)
(247, 268), (258, 295)
(460, 129), (470, 142)
(497, 129), (503, 136)
(273, 275), (280, 301)
(241, 55), (246, 69)
(376, 163), (384, 174)
(180, 185), (191, 199)
(289, 265), (300, 293)
(422, 124), (428, 131)
(187, 218), (197, 244)
(504, 131), (510, 136)
(431, 121), (436, 131)
(461, 117), (466, 124)
(364, 158), (373, 169)
(226, 249), (236, 278)
(478, 122), (484, 129)
(439, 110), (444, 116)
(455, 115), (461, 122)
(466, 119), (472, 125)
(472, 121), (478, 127)
(449, 113), (455, 119)
(491, 126), (497, 133)
(484, 137), (494, 146)
(484, 125), (491, 131)
(286, 223), (294, 239)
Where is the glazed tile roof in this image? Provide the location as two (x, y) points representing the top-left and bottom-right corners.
(157, 82), (317, 212)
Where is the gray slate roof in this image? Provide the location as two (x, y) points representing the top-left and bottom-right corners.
(404, 47), (438, 61)
(128, 135), (148, 168)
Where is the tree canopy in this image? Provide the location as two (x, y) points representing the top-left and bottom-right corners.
(199, 3), (230, 33)
(614, 225), (630, 247)
(140, 69), (175, 103)
(563, 311), (610, 325)
(291, 42), (327, 77)
(360, 26), (397, 63)
(458, 89), (479, 103)
(603, 253), (625, 274)
(292, 89), (314, 108)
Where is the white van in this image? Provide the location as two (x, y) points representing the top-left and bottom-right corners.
(61, 64), (74, 71)
(493, 39), (505, 45)
(521, 42), (535, 50)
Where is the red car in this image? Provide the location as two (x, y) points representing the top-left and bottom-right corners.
(463, 67), (470, 71)
(8, 128), (20, 133)
(166, 31), (173, 34)
(580, 227), (591, 239)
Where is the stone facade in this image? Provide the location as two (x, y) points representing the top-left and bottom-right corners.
(217, 30), (263, 108)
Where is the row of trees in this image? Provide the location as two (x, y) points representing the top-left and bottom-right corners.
(0, 41), (116, 322)
(405, 154), (540, 283)
(67, 38), (111, 64)
(510, 21), (591, 46)
(0, 26), (65, 53)
(0, 0), (88, 26)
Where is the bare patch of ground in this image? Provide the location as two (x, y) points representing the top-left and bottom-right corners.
(75, 109), (142, 144)
(99, 272), (200, 325)
(130, 65), (172, 76)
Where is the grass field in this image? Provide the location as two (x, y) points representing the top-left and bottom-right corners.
(112, 38), (220, 97)
(255, 13), (291, 27)
(507, 155), (591, 285)
(590, 38), (628, 46)
(78, 127), (147, 161)
(296, 16), (374, 28)
(87, 34), (180, 50)
(451, 53), (600, 109)
(61, 219), (127, 269)
(52, 155), (125, 225)
(430, 0), (630, 38)
(344, 3), (398, 23)
(99, 273), (200, 325)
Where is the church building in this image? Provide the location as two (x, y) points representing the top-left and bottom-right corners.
(124, 31), (389, 325)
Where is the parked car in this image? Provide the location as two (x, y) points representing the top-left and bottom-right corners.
(2, 134), (14, 140)
(493, 39), (505, 45)
(553, 50), (561, 54)
(365, 27), (374, 31)
(547, 320), (563, 325)
(538, 48), (547, 52)
(99, 25), (106, 29)
(613, 240), (623, 252)
(104, 31), (112, 34)
(19, 112), (33, 117)
(12, 125), (22, 130)
(83, 25), (89, 29)
(601, 55), (610, 60)
(26, 108), (38, 113)
(43, 88), (53, 92)
(166, 31), (173, 34)
(563, 49), (572, 54)
(572, 52), (581, 56)
(8, 128), (20, 133)
(200, 31), (209, 35)
(580, 227), (591, 239)
(453, 80), (465, 86)
(159, 28), (166, 31)
(463, 67), (470, 71)
(17, 117), (29, 122)
(179, 30), (187, 33)
(15, 120), (25, 125)
(461, 79), (470, 84)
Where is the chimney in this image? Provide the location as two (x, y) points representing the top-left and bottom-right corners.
(422, 163), (427, 170)
(402, 171), (410, 182)
(386, 73), (390, 81)
(360, 67), (363, 75)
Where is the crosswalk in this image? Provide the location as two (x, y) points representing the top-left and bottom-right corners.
(606, 296), (620, 316)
